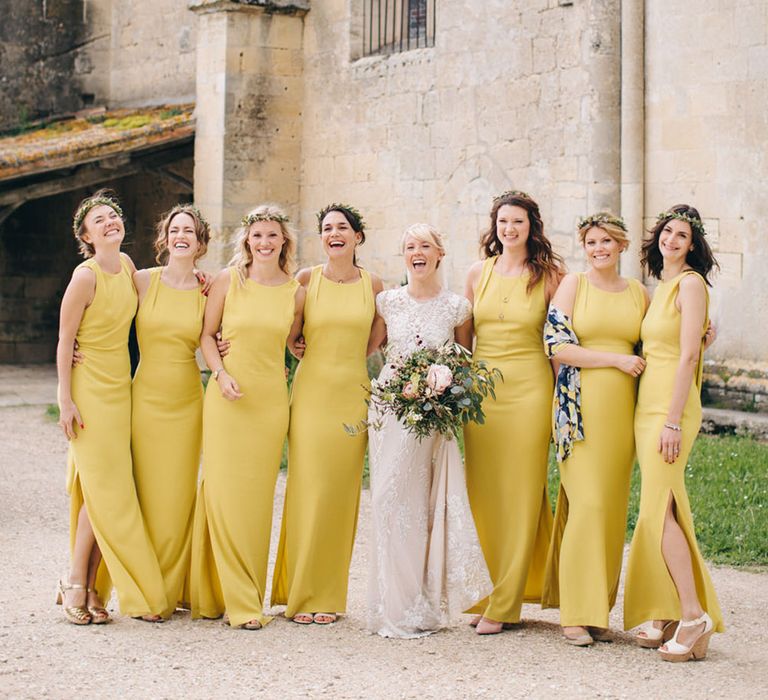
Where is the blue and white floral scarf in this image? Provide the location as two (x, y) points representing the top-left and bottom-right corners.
(543, 304), (584, 463)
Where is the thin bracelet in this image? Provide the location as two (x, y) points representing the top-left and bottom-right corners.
(664, 422), (682, 432)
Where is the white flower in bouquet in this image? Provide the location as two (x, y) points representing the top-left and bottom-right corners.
(426, 364), (453, 395)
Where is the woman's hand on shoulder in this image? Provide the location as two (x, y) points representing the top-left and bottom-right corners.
(193, 268), (213, 296)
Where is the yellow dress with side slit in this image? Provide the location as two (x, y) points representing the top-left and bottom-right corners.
(623, 270), (723, 632)
(131, 267), (205, 618)
(190, 269), (298, 628)
(463, 257), (554, 623)
(541, 273), (645, 627)
(271, 266), (374, 617)
(66, 256), (167, 617)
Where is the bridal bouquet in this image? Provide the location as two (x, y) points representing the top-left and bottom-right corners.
(347, 342), (502, 441)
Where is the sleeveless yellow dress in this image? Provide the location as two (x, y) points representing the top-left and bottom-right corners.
(464, 257), (554, 623)
(66, 255), (167, 617)
(131, 267), (206, 618)
(624, 270), (724, 632)
(541, 274), (645, 627)
(191, 269), (298, 628)
(271, 266), (374, 616)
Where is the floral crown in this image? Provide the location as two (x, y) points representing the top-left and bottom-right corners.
(170, 204), (208, 228)
(241, 211), (290, 227)
(72, 196), (123, 236)
(316, 203), (365, 232)
(577, 212), (627, 232)
(493, 189), (531, 203)
(656, 210), (706, 237)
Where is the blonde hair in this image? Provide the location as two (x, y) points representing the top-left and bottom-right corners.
(154, 204), (211, 264)
(229, 204), (296, 283)
(577, 212), (629, 249)
(400, 223), (446, 258)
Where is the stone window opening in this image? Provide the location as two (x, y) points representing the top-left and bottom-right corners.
(362, 0), (435, 57)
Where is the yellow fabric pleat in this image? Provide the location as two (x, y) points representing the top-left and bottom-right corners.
(464, 257), (554, 623)
(271, 266), (374, 616)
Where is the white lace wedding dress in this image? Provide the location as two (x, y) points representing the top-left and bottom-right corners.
(367, 286), (492, 638)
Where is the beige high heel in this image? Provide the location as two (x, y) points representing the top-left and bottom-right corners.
(56, 580), (91, 625)
(634, 619), (678, 648)
(86, 587), (110, 625)
(659, 612), (714, 662)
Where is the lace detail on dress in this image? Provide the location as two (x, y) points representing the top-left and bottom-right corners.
(367, 286), (490, 639)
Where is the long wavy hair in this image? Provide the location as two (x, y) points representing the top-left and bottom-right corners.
(154, 203), (211, 264)
(229, 204), (297, 283)
(480, 191), (564, 293)
(641, 204), (718, 285)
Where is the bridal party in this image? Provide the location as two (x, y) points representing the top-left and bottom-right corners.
(54, 187), (722, 663)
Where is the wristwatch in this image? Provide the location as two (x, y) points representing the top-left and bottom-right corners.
(213, 368), (224, 381)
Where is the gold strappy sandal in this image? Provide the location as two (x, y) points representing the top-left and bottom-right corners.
(56, 580), (91, 626)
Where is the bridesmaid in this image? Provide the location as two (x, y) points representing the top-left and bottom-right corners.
(191, 204), (304, 629)
(56, 189), (167, 623)
(541, 213), (648, 645)
(131, 204), (210, 619)
(463, 190), (563, 635)
(271, 203), (382, 624)
(625, 204), (723, 661)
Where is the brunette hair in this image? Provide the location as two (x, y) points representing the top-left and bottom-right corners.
(318, 204), (366, 266)
(641, 204), (718, 285)
(229, 203), (297, 283)
(481, 191), (564, 293)
(154, 204), (211, 264)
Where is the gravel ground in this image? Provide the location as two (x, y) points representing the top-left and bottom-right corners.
(1, 391), (767, 699)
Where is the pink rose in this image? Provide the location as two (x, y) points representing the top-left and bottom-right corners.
(426, 364), (453, 395)
(402, 381), (418, 399)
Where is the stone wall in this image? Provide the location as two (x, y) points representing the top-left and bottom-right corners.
(108, 0), (197, 107)
(0, 0), (110, 131)
(297, 0), (620, 291)
(644, 1), (768, 362)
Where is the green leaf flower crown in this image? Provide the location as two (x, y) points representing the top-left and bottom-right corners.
(241, 211), (290, 227)
(493, 189), (532, 203)
(72, 196), (124, 236)
(577, 212), (628, 232)
(316, 203), (365, 232)
(656, 210), (706, 237)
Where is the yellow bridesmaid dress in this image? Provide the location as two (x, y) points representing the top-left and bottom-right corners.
(66, 255), (167, 617)
(271, 266), (374, 617)
(464, 257), (554, 623)
(191, 269), (298, 628)
(624, 270), (724, 632)
(541, 274), (645, 627)
(131, 267), (205, 618)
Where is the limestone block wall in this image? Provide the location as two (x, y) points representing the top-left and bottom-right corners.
(645, 1), (768, 362)
(107, 0), (197, 107)
(297, 0), (620, 290)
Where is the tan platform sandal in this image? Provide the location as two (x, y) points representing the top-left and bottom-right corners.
(312, 612), (337, 625)
(240, 620), (262, 630)
(634, 619), (678, 649)
(659, 613), (714, 662)
(292, 612), (314, 625)
(563, 626), (593, 647)
(56, 580), (91, 626)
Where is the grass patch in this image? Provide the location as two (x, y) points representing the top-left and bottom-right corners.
(547, 434), (768, 567)
(45, 404), (60, 421)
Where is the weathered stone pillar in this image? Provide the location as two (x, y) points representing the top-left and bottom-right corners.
(620, 0), (645, 279)
(189, 0), (309, 269)
(584, 1), (621, 216)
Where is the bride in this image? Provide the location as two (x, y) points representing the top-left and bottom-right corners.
(365, 223), (492, 638)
